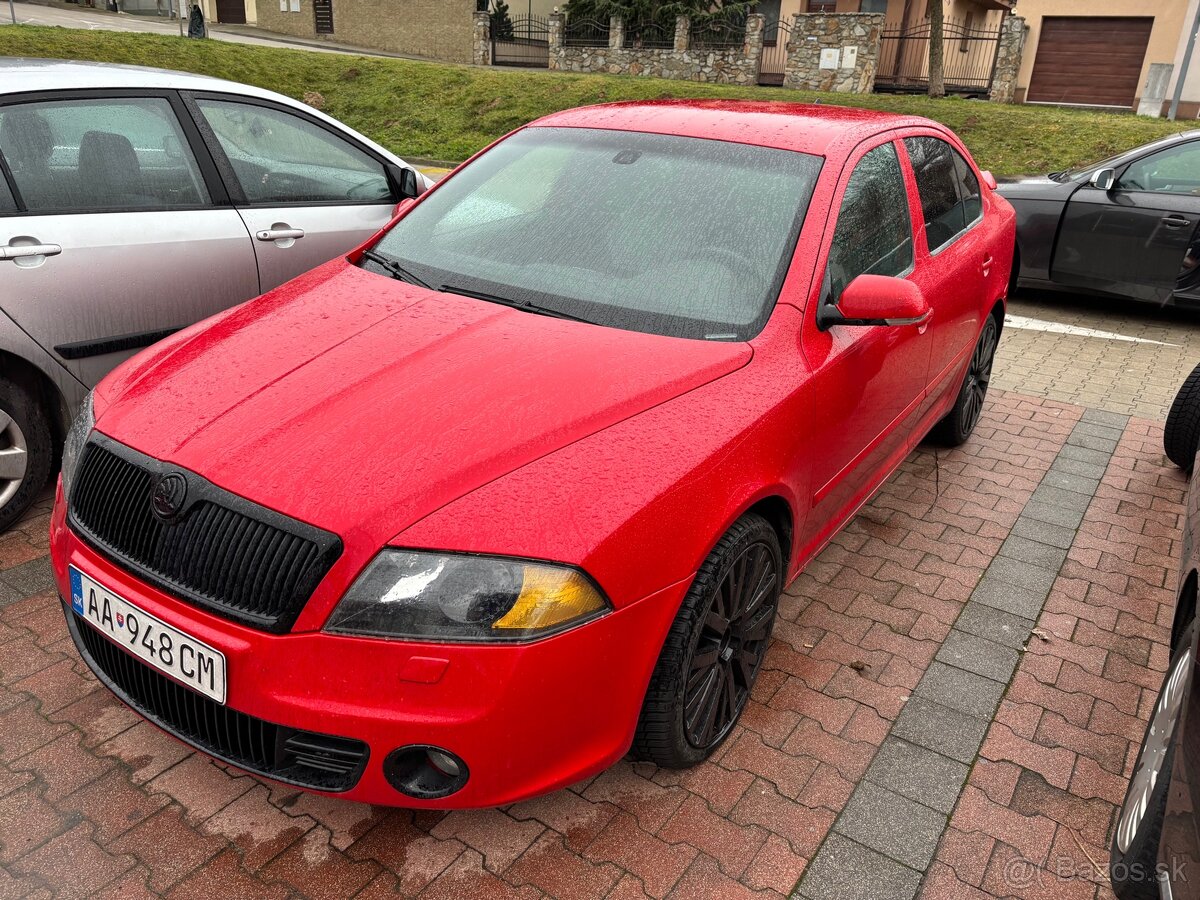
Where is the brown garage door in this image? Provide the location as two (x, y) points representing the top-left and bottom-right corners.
(215, 0), (245, 23)
(1026, 17), (1152, 107)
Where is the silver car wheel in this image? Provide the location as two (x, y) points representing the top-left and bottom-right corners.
(1116, 643), (1192, 853)
(0, 409), (29, 510)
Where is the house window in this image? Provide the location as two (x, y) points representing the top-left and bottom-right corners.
(860, 0), (886, 10)
(961, 10), (975, 51)
(807, 0), (837, 12)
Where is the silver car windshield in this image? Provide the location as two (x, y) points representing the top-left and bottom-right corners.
(368, 127), (822, 341)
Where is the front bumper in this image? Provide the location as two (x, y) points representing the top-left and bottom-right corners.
(50, 481), (688, 807)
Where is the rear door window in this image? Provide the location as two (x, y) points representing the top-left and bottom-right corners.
(0, 97), (210, 213)
(904, 136), (981, 252)
(0, 170), (15, 213)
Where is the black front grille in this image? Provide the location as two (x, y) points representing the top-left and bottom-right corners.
(69, 436), (341, 633)
(69, 607), (368, 791)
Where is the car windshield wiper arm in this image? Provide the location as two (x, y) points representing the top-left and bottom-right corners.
(440, 284), (595, 324)
(360, 249), (433, 290)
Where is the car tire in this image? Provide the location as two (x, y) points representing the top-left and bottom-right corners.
(632, 513), (782, 769)
(0, 376), (52, 534)
(930, 315), (999, 447)
(1164, 361), (1200, 471)
(1110, 622), (1194, 900)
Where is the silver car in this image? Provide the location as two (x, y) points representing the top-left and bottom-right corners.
(0, 58), (427, 530)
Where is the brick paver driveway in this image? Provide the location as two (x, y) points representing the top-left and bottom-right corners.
(1, 289), (1197, 899)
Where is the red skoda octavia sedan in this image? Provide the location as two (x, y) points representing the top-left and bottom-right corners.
(49, 101), (1015, 807)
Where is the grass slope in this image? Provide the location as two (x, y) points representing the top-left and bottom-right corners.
(0, 25), (1188, 175)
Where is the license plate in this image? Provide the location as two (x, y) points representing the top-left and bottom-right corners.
(70, 566), (227, 703)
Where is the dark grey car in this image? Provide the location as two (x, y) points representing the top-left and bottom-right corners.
(999, 132), (1200, 309)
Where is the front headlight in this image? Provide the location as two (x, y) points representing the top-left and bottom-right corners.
(60, 390), (94, 503)
(326, 550), (610, 642)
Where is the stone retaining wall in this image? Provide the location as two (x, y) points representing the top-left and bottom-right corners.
(549, 13), (763, 86)
(988, 15), (1025, 104)
(783, 12), (884, 93)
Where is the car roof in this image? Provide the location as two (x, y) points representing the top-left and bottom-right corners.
(0, 57), (408, 168)
(529, 99), (942, 157)
(0, 57), (283, 97)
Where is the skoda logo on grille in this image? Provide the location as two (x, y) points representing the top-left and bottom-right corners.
(151, 473), (188, 522)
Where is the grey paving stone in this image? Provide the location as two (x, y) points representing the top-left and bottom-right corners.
(915, 660), (1008, 719)
(1072, 421), (1126, 442)
(1059, 443), (1114, 467)
(1040, 469), (1102, 497)
(1080, 408), (1130, 429)
(985, 556), (1059, 597)
(1020, 499), (1086, 530)
(0, 557), (55, 600)
(955, 602), (1036, 650)
(796, 833), (921, 900)
(891, 696), (990, 764)
(1066, 431), (1120, 453)
(1050, 456), (1108, 481)
(1029, 484), (1094, 514)
(971, 576), (1047, 620)
(865, 736), (970, 815)
(1011, 516), (1076, 550)
(998, 535), (1069, 572)
(0, 580), (21, 607)
(834, 781), (947, 870)
(935, 630), (1020, 684)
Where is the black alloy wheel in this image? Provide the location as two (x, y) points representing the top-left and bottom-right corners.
(633, 513), (782, 768)
(932, 315), (999, 446)
(684, 540), (777, 749)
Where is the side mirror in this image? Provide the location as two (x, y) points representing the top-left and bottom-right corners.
(1090, 168), (1116, 191)
(980, 170), (998, 191)
(391, 197), (416, 219)
(818, 274), (931, 330)
(386, 163), (422, 200)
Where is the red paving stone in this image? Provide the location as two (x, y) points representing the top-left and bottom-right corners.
(925, 418), (1187, 900)
(0, 393), (1184, 898)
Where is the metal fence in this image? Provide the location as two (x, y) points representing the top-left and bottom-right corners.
(621, 19), (675, 49)
(876, 17), (1001, 94)
(689, 12), (745, 50)
(758, 18), (792, 86)
(564, 17), (609, 48)
(493, 13), (550, 67)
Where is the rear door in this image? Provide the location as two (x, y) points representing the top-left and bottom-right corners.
(0, 91), (259, 387)
(1053, 140), (1200, 305)
(184, 94), (399, 293)
(901, 134), (990, 407)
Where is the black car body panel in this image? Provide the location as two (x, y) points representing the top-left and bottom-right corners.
(998, 132), (1200, 306)
(1158, 467), (1199, 899)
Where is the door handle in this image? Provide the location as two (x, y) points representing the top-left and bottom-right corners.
(1162, 215), (1192, 229)
(255, 227), (305, 242)
(1, 242), (62, 260)
(981, 255), (993, 277)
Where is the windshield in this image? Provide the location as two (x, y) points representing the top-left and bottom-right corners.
(368, 127), (822, 340)
(1059, 134), (1187, 181)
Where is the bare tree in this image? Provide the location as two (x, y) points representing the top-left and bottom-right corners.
(927, 0), (945, 98)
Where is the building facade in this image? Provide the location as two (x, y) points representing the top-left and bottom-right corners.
(1008, 0), (1200, 114)
(254, 0), (476, 62)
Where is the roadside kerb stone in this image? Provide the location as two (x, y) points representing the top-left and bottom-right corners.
(793, 412), (1129, 900)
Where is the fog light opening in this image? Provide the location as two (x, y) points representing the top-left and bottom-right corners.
(384, 745), (469, 799)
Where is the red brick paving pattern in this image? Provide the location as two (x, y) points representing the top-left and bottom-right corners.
(0, 391), (1175, 899)
(922, 418), (1187, 900)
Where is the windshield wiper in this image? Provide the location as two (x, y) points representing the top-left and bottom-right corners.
(360, 249), (433, 290)
(440, 284), (596, 325)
